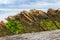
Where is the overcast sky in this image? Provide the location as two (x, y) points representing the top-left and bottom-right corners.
(0, 0), (60, 22)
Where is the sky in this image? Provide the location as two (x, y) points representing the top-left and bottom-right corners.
(0, 0), (60, 22)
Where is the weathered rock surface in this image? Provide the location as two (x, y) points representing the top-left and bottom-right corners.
(0, 29), (60, 40)
(6, 8), (60, 31)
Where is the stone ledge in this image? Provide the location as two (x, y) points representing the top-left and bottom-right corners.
(0, 29), (60, 40)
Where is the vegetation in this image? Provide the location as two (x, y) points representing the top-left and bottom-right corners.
(39, 19), (57, 30)
(0, 8), (60, 37)
(6, 20), (24, 34)
(0, 19), (60, 37)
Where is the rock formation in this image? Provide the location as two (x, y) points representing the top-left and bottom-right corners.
(6, 8), (60, 31)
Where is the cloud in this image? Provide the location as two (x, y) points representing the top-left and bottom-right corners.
(0, 0), (13, 4)
(13, 1), (60, 9)
(0, 0), (60, 9)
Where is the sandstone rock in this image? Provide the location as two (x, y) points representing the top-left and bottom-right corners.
(6, 8), (60, 31)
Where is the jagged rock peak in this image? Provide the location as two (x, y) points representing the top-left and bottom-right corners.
(6, 8), (60, 28)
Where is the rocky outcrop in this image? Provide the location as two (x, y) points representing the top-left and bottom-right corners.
(0, 8), (60, 39)
(0, 29), (60, 40)
(6, 8), (60, 31)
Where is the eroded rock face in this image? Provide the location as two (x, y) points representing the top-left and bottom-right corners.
(6, 8), (60, 31)
(0, 29), (60, 40)
(6, 9), (49, 21)
(6, 8), (46, 28)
